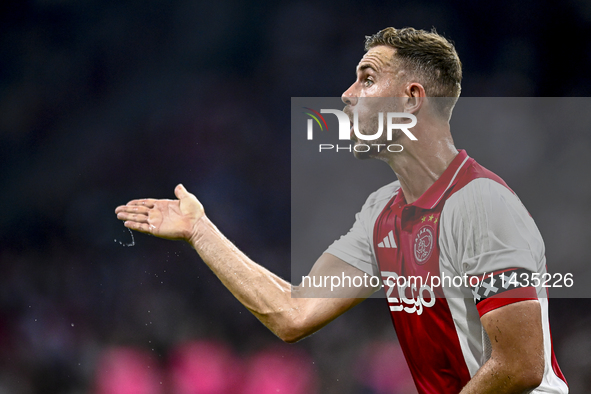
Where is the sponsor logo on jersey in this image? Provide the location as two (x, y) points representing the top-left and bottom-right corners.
(381, 271), (436, 315)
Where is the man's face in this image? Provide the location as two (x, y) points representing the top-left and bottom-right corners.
(342, 45), (406, 159)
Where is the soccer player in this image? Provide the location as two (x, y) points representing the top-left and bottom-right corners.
(115, 27), (568, 393)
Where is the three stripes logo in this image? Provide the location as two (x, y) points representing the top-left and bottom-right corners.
(378, 230), (397, 249)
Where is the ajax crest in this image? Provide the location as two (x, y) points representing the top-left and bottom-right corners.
(414, 225), (434, 264)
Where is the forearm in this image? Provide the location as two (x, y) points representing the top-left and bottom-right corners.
(188, 214), (302, 340)
(115, 186), (368, 342)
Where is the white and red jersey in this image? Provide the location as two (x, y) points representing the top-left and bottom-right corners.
(325, 150), (568, 393)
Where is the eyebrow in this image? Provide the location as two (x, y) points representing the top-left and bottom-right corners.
(356, 63), (377, 75)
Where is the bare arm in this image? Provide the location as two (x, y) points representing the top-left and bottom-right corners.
(459, 300), (545, 393)
(115, 184), (377, 342)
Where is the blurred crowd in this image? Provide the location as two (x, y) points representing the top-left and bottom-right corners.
(1, 0), (591, 393)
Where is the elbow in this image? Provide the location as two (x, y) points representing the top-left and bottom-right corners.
(517, 367), (544, 391)
(510, 355), (545, 391)
(258, 301), (320, 344)
(276, 323), (311, 344)
(280, 332), (305, 344)
(274, 315), (314, 344)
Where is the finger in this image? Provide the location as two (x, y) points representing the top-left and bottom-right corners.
(174, 183), (187, 200)
(174, 184), (190, 200)
(117, 212), (149, 223)
(124, 220), (154, 234)
(126, 199), (157, 208)
(115, 205), (150, 214)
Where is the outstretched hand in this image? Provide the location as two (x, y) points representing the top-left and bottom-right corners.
(115, 184), (204, 242)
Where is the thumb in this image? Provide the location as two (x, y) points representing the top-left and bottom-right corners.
(174, 183), (191, 200)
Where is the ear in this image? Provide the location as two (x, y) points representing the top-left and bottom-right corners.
(403, 83), (425, 114)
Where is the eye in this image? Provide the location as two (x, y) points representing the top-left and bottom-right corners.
(364, 78), (374, 87)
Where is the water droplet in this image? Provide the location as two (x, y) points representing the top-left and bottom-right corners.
(114, 228), (135, 247)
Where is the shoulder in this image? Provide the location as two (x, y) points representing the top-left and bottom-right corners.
(440, 177), (529, 239)
(353, 180), (401, 228)
(363, 180), (401, 211)
(444, 177), (523, 219)
(440, 177), (544, 268)
(323, 181), (400, 277)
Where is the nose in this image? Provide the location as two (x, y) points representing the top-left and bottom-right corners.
(341, 83), (358, 106)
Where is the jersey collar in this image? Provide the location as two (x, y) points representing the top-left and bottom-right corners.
(392, 149), (471, 211)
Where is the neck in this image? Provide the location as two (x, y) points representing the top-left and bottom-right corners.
(384, 125), (458, 204)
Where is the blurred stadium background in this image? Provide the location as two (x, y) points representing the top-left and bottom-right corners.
(1, 0), (591, 393)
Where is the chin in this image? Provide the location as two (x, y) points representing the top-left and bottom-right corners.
(352, 144), (375, 160)
(353, 151), (368, 160)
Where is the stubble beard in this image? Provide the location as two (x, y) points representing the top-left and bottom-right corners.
(352, 112), (403, 160)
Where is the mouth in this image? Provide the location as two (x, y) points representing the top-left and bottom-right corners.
(344, 106), (358, 142)
(349, 118), (355, 141)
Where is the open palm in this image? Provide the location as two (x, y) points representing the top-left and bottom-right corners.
(115, 184), (204, 242)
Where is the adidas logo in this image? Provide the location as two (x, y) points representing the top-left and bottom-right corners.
(378, 230), (397, 248)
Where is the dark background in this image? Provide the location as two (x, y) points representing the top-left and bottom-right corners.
(1, 0), (590, 393)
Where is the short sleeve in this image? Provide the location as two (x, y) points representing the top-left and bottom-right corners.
(439, 178), (543, 315)
(324, 182), (399, 277)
